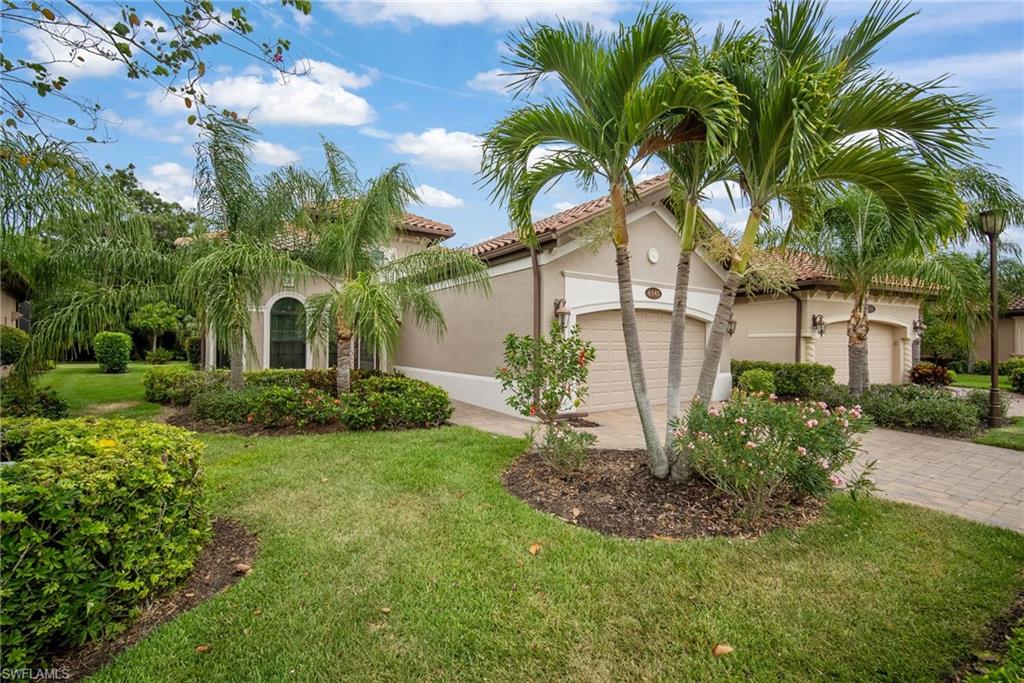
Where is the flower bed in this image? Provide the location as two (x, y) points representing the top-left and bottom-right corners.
(0, 417), (209, 668)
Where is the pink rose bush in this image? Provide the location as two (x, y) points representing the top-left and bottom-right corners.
(673, 391), (875, 518)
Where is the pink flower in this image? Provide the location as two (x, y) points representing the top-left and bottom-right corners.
(735, 416), (748, 425)
(818, 458), (829, 469)
(797, 446), (808, 456)
(835, 405), (847, 414)
(273, 52), (284, 63)
(829, 473), (844, 488)
(849, 409), (862, 419)
(708, 405), (721, 416)
(818, 401), (828, 410)
(805, 419), (819, 428)
(745, 441), (757, 449)
(841, 419), (849, 428)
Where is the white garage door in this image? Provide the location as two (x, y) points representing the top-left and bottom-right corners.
(577, 309), (705, 411)
(818, 321), (897, 385)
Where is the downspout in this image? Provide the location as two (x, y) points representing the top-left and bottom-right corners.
(530, 246), (542, 410)
(787, 290), (802, 362)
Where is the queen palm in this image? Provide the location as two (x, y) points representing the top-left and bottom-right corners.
(176, 119), (312, 389)
(298, 142), (491, 395)
(480, 4), (742, 477)
(692, 0), (988, 402)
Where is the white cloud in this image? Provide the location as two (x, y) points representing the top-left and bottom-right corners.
(148, 59), (376, 126)
(552, 201), (576, 212)
(332, 1), (624, 29)
(104, 109), (186, 144)
(703, 181), (743, 204)
(26, 29), (121, 78)
(466, 68), (517, 95)
(903, 2), (1024, 34)
(391, 128), (482, 171)
(251, 140), (300, 166)
(140, 162), (195, 209)
(359, 126), (393, 140)
(885, 50), (1024, 89)
(414, 184), (465, 208)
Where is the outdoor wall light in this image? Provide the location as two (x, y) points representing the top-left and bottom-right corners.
(912, 319), (926, 337)
(726, 313), (737, 336)
(811, 314), (826, 337)
(553, 298), (571, 327)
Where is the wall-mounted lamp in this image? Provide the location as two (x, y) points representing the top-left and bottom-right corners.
(912, 319), (926, 337)
(811, 314), (826, 337)
(726, 313), (737, 336)
(553, 298), (571, 327)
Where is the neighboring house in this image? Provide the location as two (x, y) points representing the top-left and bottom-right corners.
(1, 276), (30, 332)
(394, 174), (735, 415)
(731, 251), (925, 384)
(972, 296), (1024, 363)
(200, 213), (454, 371)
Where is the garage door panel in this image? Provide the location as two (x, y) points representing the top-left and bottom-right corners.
(578, 309), (705, 411)
(819, 322), (896, 386)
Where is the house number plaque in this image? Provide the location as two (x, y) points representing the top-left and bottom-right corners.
(645, 287), (662, 300)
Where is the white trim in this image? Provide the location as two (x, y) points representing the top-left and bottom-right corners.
(263, 292), (313, 370)
(746, 332), (796, 338)
(394, 366), (521, 417)
(560, 269), (723, 296)
(821, 313), (913, 337)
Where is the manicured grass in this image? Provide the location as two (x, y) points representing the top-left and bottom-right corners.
(87, 427), (1024, 681)
(953, 373), (1014, 392)
(38, 361), (179, 419)
(974, 417), (1024, 451)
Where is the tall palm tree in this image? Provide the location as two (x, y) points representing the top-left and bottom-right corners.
(298, 141), (491, 395)
(791, 187), (985, 393)
(176, 119), (312, 389)
(693, 0), (988, 402)
(480, 4), (742, 477)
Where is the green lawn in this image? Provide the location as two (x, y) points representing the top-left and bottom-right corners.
(39, 361), (180, 419)
(30, 364), (1024, 680)
(974, 417), (1024, 451)
(952, 373), (1014, 392)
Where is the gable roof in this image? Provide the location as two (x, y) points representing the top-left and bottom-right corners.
(469, 174), (671, 260)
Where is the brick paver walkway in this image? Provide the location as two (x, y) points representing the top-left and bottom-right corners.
(450, 400), (1024, 532)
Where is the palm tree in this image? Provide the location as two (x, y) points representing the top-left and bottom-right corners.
(298, 141), (491, 395)
(176, 119), (312, 389)
(792, 187), (985, 393)
(480, 4), (742, 478)
(692, 0), (988, 402)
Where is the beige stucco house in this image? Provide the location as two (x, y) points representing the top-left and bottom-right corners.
(394, 174), (734, 415)
(731, 252), (925, 384)
(972, 296), (1024, 363)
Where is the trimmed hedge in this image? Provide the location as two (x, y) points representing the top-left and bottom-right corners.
(0, 418), (209, 668)
(192, 386), (343, 428)
(94, 331), (132, 373)
(731, 360), (835, 398)
(340, 375), (452, 430)
(0, 326), (29, 366)
(143, 366), (387, 405)
(973, 358), (1024, 376)
(813, 384), (998, 436)
(146, 347), (175, 365)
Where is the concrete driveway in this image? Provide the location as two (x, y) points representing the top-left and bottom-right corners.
(450, 400), (1024, 532)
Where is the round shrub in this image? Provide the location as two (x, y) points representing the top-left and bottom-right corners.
(910, 362), (952, 387)
(0, 326), (29, 366)
(340, 375), (452, 430)
(1011, 367), (1024, 394)
(0, 383), (69, 419)
(191, 385), (343, 428)
(145, 347), (175, 365)
(731, 360), (834, 398)
(737, 368), (776, 395)
(93, 331), (132, 373)
(0, 417), (209, 668)
(1003, 357), (1024, 376)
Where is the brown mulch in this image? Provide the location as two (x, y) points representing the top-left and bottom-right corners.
(502, 449), (824, 540)
(947, 592), (1024, 681)
(49, 518), (259, 682)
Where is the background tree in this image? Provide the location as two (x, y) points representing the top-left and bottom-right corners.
(296, 142), (491, 395)
(129, 301), (183, 351)
(176, 119), (311, 389)
(105, 164), (200, 247)
(692, 0), (987, 402)
(1, 0), (310, 142)
(480, 4), (742, 478)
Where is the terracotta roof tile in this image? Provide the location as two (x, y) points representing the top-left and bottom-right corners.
(469, 173), (670, 258)
(765, 250), (928, 293)
(1008, 296), (1024, 314)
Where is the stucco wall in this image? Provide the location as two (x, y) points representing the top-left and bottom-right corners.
(973, 317), (1020, 362)
(1, 290), (20, 328)
(732, 296), (798, 363)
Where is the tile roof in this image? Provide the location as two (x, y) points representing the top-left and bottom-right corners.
(469, 173), (671, 259)
(1008, 296), (1024, 314)
(764, 250), (929, 294)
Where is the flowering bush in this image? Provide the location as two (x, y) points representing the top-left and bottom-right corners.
(674, 392), (873, 518)
(496, 321), (597, 469)
(910, 362), (953, 387)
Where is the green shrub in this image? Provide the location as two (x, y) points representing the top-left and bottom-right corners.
(731, 360), (834, 398)
(967, 621), (1024, 682)
(143, 365), (223, 405)
(339, 375), (452, 430)
(0, 383), (69, 419)
(182, 336), (202, 368)
(909, 362), (953, 387)
(0, 326), (29, 366)
(93, 331), (132, 373)
(191, 386), (343, 428)
(737, 368), (776, 395)
(0, 417), (208, 668)
(674, 393), (872, 518)
(813, 384), (988, 436)
(974, 360), (991, 375)
(145, 347), (175, 365)
(1003, 357), (1024, 376)
(1011, 368), (1024, 393)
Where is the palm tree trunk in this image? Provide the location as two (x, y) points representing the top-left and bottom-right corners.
(228, 326), (244, 390)
(610, 182), (667, 477)
(665, 250), (692, 479)
(151, 333), (157, 352)
(848, 299), (870, 395)
(336, 318), (353, 395)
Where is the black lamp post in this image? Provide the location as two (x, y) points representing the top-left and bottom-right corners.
(980, 208), (1008, 427)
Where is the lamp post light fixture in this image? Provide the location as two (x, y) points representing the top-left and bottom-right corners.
(553, 298), (571, 328)
(980, 208), (1008, 427)
(811, 314), (826, 337)
(726, 313), (737, 336)
(912, 319), (926, 337)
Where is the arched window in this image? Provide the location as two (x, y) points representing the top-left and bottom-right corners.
(269, 297), (305, 369)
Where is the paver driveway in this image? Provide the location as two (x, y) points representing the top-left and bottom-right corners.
(451, 401), (1024, 532)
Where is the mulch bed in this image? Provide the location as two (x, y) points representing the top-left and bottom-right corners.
(49, 518), (259, 682)
(503, 449), (824, 540)
(947, 592), (1024, 681)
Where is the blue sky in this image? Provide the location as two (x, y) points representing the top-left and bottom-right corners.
(11, 1), (1024, 247)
